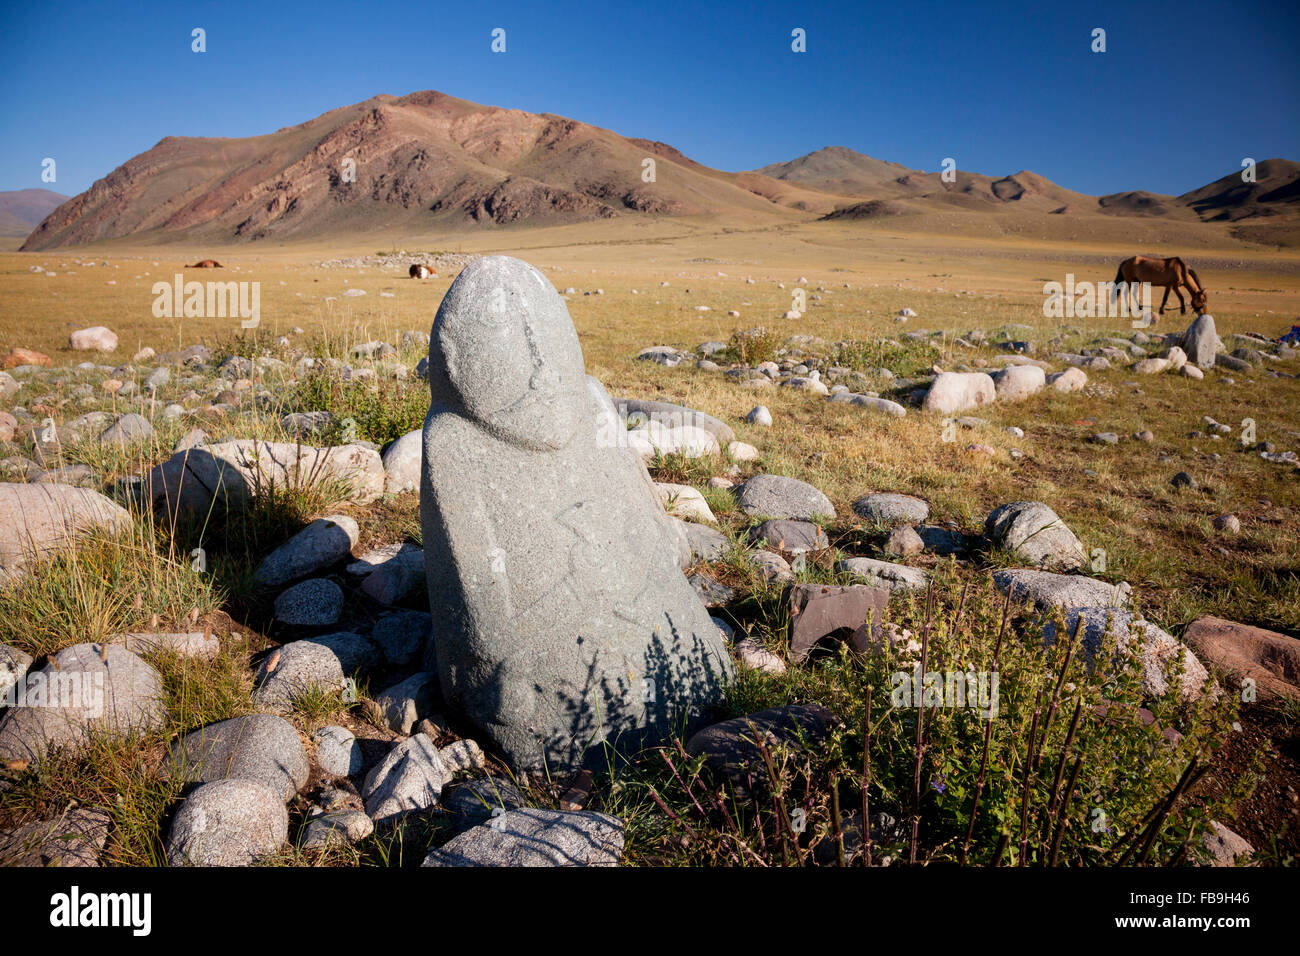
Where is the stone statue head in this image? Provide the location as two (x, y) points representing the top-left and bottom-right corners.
(428, 256), (587, 451)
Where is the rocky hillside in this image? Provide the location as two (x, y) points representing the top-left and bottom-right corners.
(1178, 158), (1300, 221)
(20, 91), (829, 250)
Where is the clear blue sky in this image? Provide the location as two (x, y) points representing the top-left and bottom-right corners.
(2, 0), (1297, 198)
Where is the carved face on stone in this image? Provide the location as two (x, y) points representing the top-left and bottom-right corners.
(432, 257), (587, 451)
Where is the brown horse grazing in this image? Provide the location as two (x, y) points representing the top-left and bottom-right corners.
(1113, 255), (1207, 315)
(409, 263), (435, 279)
(186, 259), (223, 268)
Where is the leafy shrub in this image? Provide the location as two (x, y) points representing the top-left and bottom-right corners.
(209, 328), (281, 367)
(289, 369), (428, 448)
(606, 576), (1239, 866)
(728, 327), (784, 366)
(831, 338), (938, 379)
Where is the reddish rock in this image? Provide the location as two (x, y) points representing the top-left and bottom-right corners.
(559, 769), (595, 811)
(1, 348), (52, 369)
(788, 583), (890, 662)
(1183, 615), (1300, 703)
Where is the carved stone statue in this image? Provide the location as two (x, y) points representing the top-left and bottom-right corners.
(421, 256), (732, 771)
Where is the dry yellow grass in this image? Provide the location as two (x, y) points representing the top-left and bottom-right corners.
(2, 219), (1298, 637)
(4, 218), (1298, 352)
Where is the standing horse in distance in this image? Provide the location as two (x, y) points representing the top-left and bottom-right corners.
(1113, 255), (1207, 315)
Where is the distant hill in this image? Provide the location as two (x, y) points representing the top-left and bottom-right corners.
(1177, 158), (1300, 221)
(21, 91), (831, 250)
(758, 147), (1098, 213)
(0, 189), (68, 237)
(755, 146), (913, 195)
(18, 93), (1299, 250)
(760, 145), (1295, 236)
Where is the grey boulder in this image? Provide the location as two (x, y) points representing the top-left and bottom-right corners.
(442, 777), (529, 826)
(362, 733), (448, 824)
(166, 779), (288, 866)
(255, 515), (359, 587)
(993, 568), (1129, 611)
(922, 372), (995, 415)
(748, 518), (829, 552)
(273, 578), (344, 625)
(851, 493), (929, 526)
(311, 725), (365, 778)
(301, 810), (373, 850)
(109, 631), (219, 660)
(1182, 314), (1223, 369)
(827, 393), (907, 417)
(681, 520), (729, 562)
(884, 525), (925, 557)
(736, 474), (835, 520)
(838, 557), (927, 591)
(253, 632), (382, 712)
(0, 483), (131, 584)
(0, 643), (165, 763)
(1043, 607), (1212, 702)
(143, 367), (170, 392)
(993, 365), (1045, 401)
(1200, 820), (1253, 867)
(612, 397), (735, 446)
(686, 704), (838, 795)
(423, 808), (623, 867)
(99, 413), (153, 446)
(0, 807), (110, 867)
(381, 429), (422, 494)
(161, 714), (309, 801)
(360, 547), (426, 605)
(372, 671), (440, 735)
(279, 411), (336, 438)
(985, 501), (1085, 570)
(143, 440), (385, 520)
